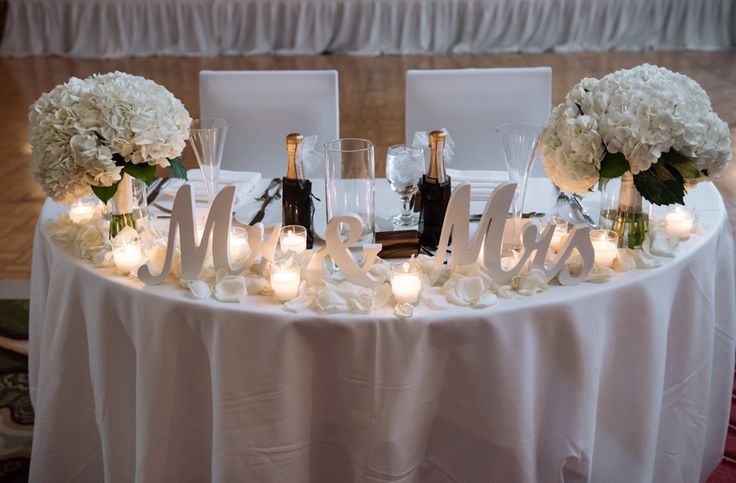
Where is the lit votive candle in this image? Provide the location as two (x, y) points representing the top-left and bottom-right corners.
(279, 225), (307, 255)
(665, 205), (695, 238)
(229, 227), (250, 263)
(68, 196), (99, 224)
(590, 229), (619, 268)
(271, 260), (301, 301)
(112, 241), (143, 275)
(391, 262), (422, 305)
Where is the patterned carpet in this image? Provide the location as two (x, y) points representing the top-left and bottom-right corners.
(0, 299), (733, 481)
(0, 300), (33, 483)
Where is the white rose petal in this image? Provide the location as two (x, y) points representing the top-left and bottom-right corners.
(188, 280), (212, 300)
(394, 303), (414, 318)
(214, 276), (246, 303)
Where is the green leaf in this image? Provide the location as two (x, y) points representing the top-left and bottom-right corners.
(121, 163), (157, 185)
(633, 162), (686, 206)
(599, 151), (630, 179)
(168, 157), (187, 180)
(91, 180), (121, 205)
(660, 150), (700, 180)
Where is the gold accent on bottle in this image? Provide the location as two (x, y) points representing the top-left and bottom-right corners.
(427, 130), (447, 183)
(285, 132), (304, 180)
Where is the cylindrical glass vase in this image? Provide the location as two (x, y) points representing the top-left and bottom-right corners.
(599, 172), (649, 249)
(324, 138), (375, 244)
(109, 173), (138, 239)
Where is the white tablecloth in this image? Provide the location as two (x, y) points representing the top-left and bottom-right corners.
(3, 0), (734, 57)
(29, 181), (735, 482)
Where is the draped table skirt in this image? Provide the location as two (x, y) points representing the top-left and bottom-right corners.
(28, 181), (736, 482)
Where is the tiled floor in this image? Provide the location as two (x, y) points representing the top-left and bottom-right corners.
(0, 50), (735, 280)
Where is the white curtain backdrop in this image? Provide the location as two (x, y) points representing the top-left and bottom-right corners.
(2, 0), (734, 57)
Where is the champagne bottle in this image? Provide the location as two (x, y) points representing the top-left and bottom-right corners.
(418, 130), (452, 249)
(282, 133), (315, 248)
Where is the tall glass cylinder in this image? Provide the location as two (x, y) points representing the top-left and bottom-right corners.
(496, 123), (543, 251)
(324, 138), (375, 244)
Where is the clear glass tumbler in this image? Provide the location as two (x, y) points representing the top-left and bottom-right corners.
(386, 144), (424, 226)
(324, 138), (375, 244)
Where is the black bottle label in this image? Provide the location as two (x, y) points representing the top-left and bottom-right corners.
(418, 175), (452, 250)
(281, 178), (315, 249)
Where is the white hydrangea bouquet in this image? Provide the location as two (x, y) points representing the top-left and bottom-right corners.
(540, 64), (731, 246)
(29, 71), (192, 237)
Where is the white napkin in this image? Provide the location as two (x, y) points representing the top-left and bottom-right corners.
(447, 169), (507, 200)
(161, 169), (261, 206)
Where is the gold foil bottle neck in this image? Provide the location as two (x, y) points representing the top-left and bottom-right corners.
(285, 133), (304, 180)
(427, 130), (447, 183)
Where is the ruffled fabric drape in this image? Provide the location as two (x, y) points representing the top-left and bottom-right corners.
(2, 0), (734, 58)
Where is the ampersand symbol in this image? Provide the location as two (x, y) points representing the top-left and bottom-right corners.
(306, 214), (383, 288)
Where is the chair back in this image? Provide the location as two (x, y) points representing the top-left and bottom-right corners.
(406, 67), (552, 176)
(200, 70), (339, 177)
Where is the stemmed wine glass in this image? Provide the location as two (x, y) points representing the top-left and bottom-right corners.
(189, 118), (229, 204)
(386, 144), (424, 226)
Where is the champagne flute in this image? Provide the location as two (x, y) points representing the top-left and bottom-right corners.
(189, 118), (229, 204)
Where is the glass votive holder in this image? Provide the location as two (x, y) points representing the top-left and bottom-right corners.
(271, 259), (301, 301)
(68, 195), (100, 224)
(590, 229), (619, 268)
(391, 261), (422, 305)
(229, 226), (250, 264)
(112, 232), (143, 275)
(664, 205), (695, 238)
(549, 219), (571, 251)
(279, 225), (307, 255)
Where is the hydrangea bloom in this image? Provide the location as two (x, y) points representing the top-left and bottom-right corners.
(29, 72), (191, 203)
(540, 64), (731, 195)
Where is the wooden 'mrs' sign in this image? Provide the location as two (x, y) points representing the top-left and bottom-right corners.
(429, 183), (594, 285)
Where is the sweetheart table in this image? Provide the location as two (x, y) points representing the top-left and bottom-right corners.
(28, 179), (735, 482)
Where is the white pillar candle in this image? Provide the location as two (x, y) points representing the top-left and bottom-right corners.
(391, 262), (422, 304)
(590, 229), (618, 268)
(279, 225), (307, 255)
(113, 243), (142, 275)
(664, 206), (694, 238)
(271, 261), (300, 301)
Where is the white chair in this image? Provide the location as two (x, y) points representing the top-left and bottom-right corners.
(199, 70), (339, 178)
(405, 67), (552, 176)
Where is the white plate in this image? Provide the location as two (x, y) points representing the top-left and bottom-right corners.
(153, 180), (256, 213)
(233, 178), (284, 226)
